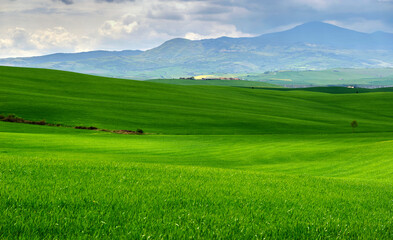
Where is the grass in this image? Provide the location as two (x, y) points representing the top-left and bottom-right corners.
(147, 78), (280, 88)
(243, 68), (393, 86)
(2, 66), (393, 135)
(1, 66), (393, 238)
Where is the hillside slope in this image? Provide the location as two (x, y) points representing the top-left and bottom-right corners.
(1, 66), (393, 134)
(2, 67), (393, 239)
(147, 78), (280, 87)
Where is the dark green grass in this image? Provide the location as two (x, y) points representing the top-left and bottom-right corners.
(2, 66), (393, 239)
(2, 66), (393, 135)
(255, 86), (393, 94)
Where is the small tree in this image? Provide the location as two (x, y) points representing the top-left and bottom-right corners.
(351, 120), (358, 133)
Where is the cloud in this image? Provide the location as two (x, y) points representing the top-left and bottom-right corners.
(147, 10), (184, 21)
(325, 19), (393, 33)
(0, 27), (94, 57)
(1, 0), (393, 58)
(96, 0), (135, 3)
(99, 16), (139, 37)
(184, 24), (254, 40)
(53, 0), (74, 5)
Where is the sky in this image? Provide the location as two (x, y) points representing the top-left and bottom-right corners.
(0, 0), (392, 58)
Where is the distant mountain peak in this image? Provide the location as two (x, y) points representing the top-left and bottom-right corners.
(290, 21), (356, 33)
(1, 21), (392, 79)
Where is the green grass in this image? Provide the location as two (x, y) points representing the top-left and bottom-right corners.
(2, 66), (393, 239)
(258, 86), (393, 94)
(2, 66), (393, 135)
(243, 68), (393, 86)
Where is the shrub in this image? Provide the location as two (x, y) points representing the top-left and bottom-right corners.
(75, 126), (98, 130)
(3, 114), (21, 123)
(136, 129), (144, 134)
(36, 120), (46, 125)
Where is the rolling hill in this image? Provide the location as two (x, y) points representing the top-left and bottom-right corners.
(147, 78), (280, 87)
(1, 22), (393, 79)
(2, 67), (393, 238)
(243, 68), (393, 86)
(2, 66), (393, 134)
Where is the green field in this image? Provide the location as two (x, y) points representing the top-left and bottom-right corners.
(243, 68), (393, 86)
(147, 68), (393, 88)
(1, 66), (393, 239)
(147, 78), (280, 88)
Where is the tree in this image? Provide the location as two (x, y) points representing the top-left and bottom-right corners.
(351, 120), (358, 133)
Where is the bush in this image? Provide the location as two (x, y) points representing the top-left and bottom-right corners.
(3, 114), (22, 123)
(36, 120), (46, 125)
(75, 126), (98, 130)
(136, 129), (144, 134)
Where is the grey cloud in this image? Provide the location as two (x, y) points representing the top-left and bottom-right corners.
(147, 11), (184, 20)
(57, 0), (73, 5)
(190, 5), (232, 15)
(95, 0), (135, 3)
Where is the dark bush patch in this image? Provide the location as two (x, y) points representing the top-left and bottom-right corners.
(1, 114), (46, 126)
(113, 130), (137, 134)
(4, 114), (26, 123)
(36, 120), (46, 125)
(75, 126), (98, 130)
(1, 114), (146, 135)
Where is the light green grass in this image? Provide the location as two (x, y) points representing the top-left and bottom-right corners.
(244, 68), (393, 86)
(147, 78), (280, 87)
(2, 66), (393, 239)
(1, 122), (393, 239)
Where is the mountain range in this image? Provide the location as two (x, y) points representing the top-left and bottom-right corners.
(1, 21), (392, 79)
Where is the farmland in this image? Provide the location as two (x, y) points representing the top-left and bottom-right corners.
(1, 66), (393, 239)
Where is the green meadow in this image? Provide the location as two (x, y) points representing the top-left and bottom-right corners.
(1, 66), (393, 239)
(244, 68), (393, 86)
(147, 78), (279, 88)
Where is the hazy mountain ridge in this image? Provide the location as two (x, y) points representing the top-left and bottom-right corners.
(1, 22), (392, 79)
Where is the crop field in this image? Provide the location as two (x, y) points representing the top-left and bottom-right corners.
(1, 66), (393, 239)
(147, 78), (279, 88)
(243, 68), (393, 86)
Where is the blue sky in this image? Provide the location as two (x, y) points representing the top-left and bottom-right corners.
(0, 0), (392, 57)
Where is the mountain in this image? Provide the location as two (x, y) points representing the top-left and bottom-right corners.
(1, 22), (392, 79)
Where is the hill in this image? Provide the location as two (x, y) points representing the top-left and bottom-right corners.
(1, 22), (393, 79)
(2, 66), (393, 135)
(2, 67), (393, 238)
(147, 78), (280, 87)
(243, 68), (393, 86)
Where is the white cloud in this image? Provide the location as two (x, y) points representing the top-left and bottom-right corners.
(0, 39), (13, 48)
(0, 27), (94, 57)
(184, 24), (254, 40)
(99, 17), (139, 38)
